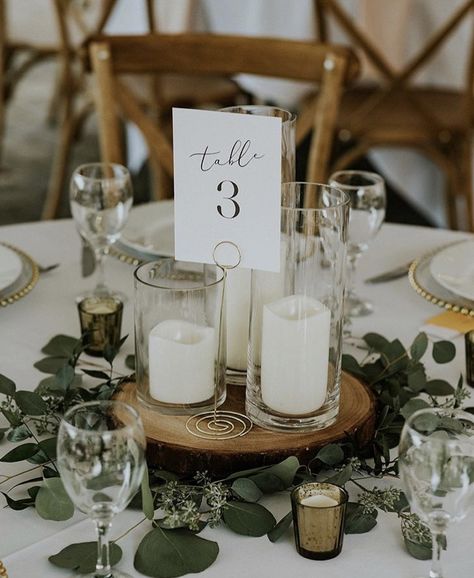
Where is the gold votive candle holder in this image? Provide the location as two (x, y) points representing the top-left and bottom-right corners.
(291, 482), (348, 560)
(78, 296), (123, 357)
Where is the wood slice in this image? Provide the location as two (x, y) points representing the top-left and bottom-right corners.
(116, 372), (376, 477)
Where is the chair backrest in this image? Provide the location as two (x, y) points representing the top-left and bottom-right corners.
(315, 0), (474, 134)
(86, 33), (359, 196)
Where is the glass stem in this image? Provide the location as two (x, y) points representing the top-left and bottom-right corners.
(94, 247), (107, 294)
(346, 253), (360, 301)
(430, 531), (445, 578)
(95, 517), (113, 577)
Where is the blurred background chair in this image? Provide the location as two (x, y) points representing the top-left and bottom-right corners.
(314, 0), (474, 230)
(86, 33), (359, 201)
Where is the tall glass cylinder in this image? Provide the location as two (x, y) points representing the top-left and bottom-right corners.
(220, 106), (296, 384)
(246, 183), (349, 432)
(134, 259), (226, 415)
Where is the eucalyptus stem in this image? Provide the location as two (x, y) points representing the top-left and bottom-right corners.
(113, 517), (147, 543)
(24, 421), (59, 475)
(0, 465), (42, 485)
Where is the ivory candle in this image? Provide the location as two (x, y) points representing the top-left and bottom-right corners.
(301, 494), (339, 508)
(148, 319), (215, 404)
(261, 294), (330, 415)
(226, 268), (251, 371)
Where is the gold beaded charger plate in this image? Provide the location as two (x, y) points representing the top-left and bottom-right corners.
(0, 242), (39, 308)
(408, 240), (474, 317)
(116, 372), (376, 477)
(112, 200), (174, 266)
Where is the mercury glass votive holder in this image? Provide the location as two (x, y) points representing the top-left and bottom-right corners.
(134, 259), (226, 415)
(291, 482), (348, 560)
(78, 296), (123, 357)
(246, 183), (349, 432)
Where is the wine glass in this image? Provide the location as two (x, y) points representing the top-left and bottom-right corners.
(70, 163), (133, 299)
(57, 401), (146, 578)
(399, 407), (474, 578)
(329, 170), (386, 317)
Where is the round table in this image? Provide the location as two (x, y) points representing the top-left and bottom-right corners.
(0, 217), (473, 577)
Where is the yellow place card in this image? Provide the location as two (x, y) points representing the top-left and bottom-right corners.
(425, 311), (474, 334)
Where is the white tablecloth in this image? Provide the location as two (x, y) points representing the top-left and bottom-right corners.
(0, 217), (473, 576)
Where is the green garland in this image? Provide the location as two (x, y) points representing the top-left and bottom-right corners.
(0, 332), (471, 576)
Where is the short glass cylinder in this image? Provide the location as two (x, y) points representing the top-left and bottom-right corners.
(77, 296), (123, 357)
(246, 183), (349, 432)
(291, 482), (348, 560)
(134, 260), (226, 415)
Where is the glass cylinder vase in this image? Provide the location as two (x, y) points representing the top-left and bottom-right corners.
(220, 105), (296, 384)
(134, 259), (226, 415)
(246, 183), (349, 432)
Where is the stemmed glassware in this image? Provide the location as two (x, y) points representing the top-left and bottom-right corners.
(329, 170), (386, 317)
(399, 407), (474, 578)
(57, 401), (146, 578)
(70, 163), (133, 299)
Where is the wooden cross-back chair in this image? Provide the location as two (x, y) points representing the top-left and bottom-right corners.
(313, 0), (474, 230)
(87, 33), (359, 203)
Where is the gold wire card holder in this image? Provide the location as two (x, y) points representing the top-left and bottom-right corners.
(185, 241), (252, 440)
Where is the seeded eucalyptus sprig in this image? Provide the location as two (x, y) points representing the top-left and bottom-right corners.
(0, 331), (470, 576)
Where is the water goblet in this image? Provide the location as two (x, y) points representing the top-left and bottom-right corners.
(329, 170), (386, 317)
(57, 400), (146, 578)
(399, 407), (474, 578)
(70, 163), (133, 299)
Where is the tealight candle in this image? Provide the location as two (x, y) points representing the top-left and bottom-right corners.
(291, 482), (348, 560)
(260, 294), (331, 415)
(78, 296), (123, 356)
(148, 319), (215, 404)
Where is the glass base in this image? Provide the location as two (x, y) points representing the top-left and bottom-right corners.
(345, 294), (373, 317)
(137, 389), (226, 416)
(73, 571), (133, 578)
(245, 395), (339, 433)
(226, 368), (247, 386)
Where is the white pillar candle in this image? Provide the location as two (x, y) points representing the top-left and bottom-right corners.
(226, 268), (251, 371)
(301, 494), (338, 508)
(261, 294), (331, 415)
(148, 319), (215, 404)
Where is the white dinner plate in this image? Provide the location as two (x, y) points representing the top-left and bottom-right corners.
(0, 244), (24, 293)
(429, 239), (474, 301)
(120, 200), (175, 258)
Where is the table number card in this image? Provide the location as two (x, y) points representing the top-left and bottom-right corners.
(173, 108), (282, 272)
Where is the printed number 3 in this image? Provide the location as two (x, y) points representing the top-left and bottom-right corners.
(217, 180), (240, 219)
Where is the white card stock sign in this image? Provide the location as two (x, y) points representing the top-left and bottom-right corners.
(173, 108), (281, 272)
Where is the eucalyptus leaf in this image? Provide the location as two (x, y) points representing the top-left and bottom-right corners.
(7, 424), (31, 442)
(261, 456), (300, 489)
(407, 367), (427, 393)
(410, 332), (428, 362)
(249, 472), (284, 493)
(49, 541), (122, 574)
(231, 478), (263, 503)
(0, 374), (16, 396)
(224, 464), (270, 482)
(324, 464), (353, 486)
(316, 444), (344, 466)
(41, 334), (79, 358)
(404, 537), (431, 560)
(432, 340), (456, 364)
(34, 357), (68, 374)
(223, 502), (276, 537)
(0, 443), (38, 462)
(341, 354), (366, 379)
(424, 380), (455, 396)
(400, 399), (431, 420)
(15, 390), (48, 416)
(142, 465), (155, 520)
(363, 332), (390, 352)
(1, 407), (22, 427)
(134, 528), (218, 578)
(267, 511), (293, 543)
(55, 364), (75, 390)
(38, 437), (58, 460)
(35, 478), (74, 521)
(344, 503), (377, 534)
(81, 369), (110, 380)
